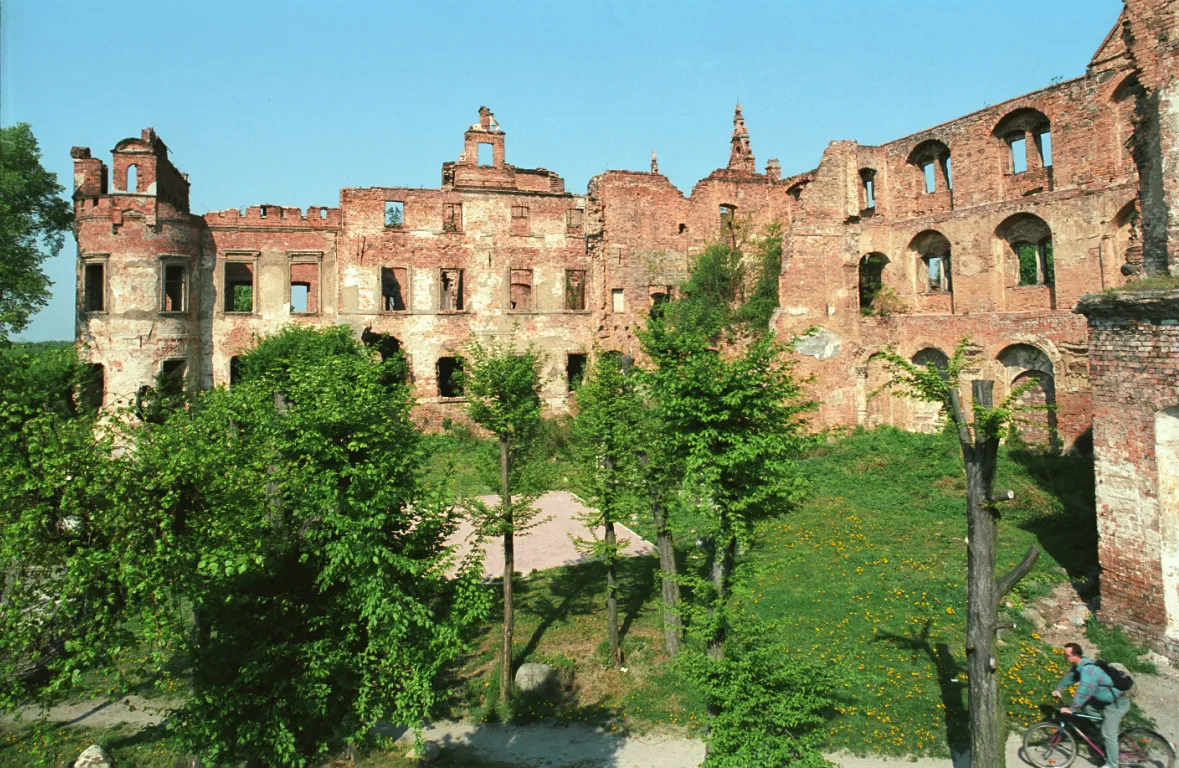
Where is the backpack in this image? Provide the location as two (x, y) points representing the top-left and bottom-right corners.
(1091, 659), (1134, 692)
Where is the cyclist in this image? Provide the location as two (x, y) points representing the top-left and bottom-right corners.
(1052, 641), (1130, 768)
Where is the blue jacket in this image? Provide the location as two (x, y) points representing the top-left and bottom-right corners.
(1054, 658), (1125, 709)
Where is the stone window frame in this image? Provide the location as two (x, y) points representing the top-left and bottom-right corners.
(158, 254), (191, 315)
(288, 251), (324, 316)
(81, 252), (110, 315)
(221, 251), (260, 315)
(443, 202), (463, 233)
(379, 266), (411, 314)
(438, 268), (465, 313)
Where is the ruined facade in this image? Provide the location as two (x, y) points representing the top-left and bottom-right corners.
(72, 8), (1161, 446)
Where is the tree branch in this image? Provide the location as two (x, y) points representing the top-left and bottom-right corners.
(996, 546), (1040, 598)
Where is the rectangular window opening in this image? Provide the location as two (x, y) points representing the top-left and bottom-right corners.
(225, 262), (255, 313)
(381, 267), (407, 311)
(1010, 136), (1028, 174)
(290, 283), (310, 314)
(385, 201), (404, 228)
(864, 178), (876, 209)
(922, 163), (936, 194)
(161, 359), (186, 398)
(84, 262), (105, 312)
(477, 143), (493, 166)
(510, 269), (533, 311)
(443, 202), (462, 232)
(942, 157), (953, 190)
(289, 260), (320, 314)
(926, 256), (950, 292)
(440, 269), (464, 311)
(230, 356), (242, 387)
(437, 356), (463, 397)
(566, 353), (587, 393)
(565, 269), (587, 311)
(162, 264), (187, 313)
(611, 288), (625, 312)
(80, 363), (104, 411)
(1036, 130), (1052, 168)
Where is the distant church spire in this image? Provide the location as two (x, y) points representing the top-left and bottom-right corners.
(727, 101), (756, 174)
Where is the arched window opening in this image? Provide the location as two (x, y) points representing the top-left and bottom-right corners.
(858, 253), (889, 310)
(908, 140), (952, 194)
(996, 213), (1054, 287)
(908, 230), (952, 294)
(910, 348), (949, 432)
(998, 343), (1058, 446)
(912, 348), (949, 378)
(126, 164), (138, 193)
(993, 108), (1052, 173)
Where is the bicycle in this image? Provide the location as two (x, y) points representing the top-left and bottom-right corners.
(1022, 709), (1175, 768)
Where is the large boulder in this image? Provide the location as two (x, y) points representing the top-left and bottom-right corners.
(406, 740), (440, 762)
(74, 744), (113, 768)
(514, 662), (556, 695)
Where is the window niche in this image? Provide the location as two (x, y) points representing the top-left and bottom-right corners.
(439, 269), (464, 311)
(908, 230), (953, 295)
(224, 259), (256, 313)
(443, 202), (462, 232)
(511, 205), (530, 236)
(509, 269), (533, 311)
(381, 267), (408, 312)
(82, 257), (107, 313)
(565, 269), (587, 311)
(566, 353), (587, 393)
(160, 259), (188, 313)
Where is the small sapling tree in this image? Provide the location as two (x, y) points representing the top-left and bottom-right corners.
(877, 339), (1041, 768)
(570, 351), (645, 669)
(461, 336), (545, 702)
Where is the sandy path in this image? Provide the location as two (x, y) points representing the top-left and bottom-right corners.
(448, 491), (656, 577)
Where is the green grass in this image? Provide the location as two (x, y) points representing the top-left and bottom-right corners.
(1102, 273), (1179, 294)
(1085, 617), (1160, 675)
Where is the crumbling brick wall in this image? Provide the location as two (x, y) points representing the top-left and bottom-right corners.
(1077, 291), (1179, 662)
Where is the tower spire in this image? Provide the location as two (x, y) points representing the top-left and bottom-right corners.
(728, 101), (756, 174)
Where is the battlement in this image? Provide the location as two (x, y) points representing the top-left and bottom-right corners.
(204, 205), (341, 228)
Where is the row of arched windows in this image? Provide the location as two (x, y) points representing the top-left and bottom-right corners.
(857, 213), (1056, 310)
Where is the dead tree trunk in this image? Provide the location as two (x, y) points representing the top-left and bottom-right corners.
(949, 381), (1040, 768)
(499, 435), (514, 704)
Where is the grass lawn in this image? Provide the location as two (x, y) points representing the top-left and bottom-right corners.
(439, 427), (1103, 758)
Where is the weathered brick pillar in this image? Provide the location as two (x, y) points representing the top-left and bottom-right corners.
(1076, 290), (1179, 662)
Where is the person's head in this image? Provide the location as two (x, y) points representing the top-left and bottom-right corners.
(1063, 642), (1084, 664)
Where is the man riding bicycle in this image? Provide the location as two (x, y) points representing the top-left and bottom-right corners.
(1052, 642), (1131, 768)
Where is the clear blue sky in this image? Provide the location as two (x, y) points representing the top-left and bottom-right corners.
(2, 0), (1121, 341)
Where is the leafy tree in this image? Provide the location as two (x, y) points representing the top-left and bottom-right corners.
(570, 351), (645, 669)
(0, 123), (73, 340)
(0, 326), (489, 765)
(461, 336), (545, 702)
(876, 339), (1041, 768)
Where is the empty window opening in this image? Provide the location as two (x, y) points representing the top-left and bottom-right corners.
(79, 363), (104, 412)
(443, 202), (462, 232)
(440, 269), (463, 311)
(362, 330), (402, 362)
(511, 205), (530, 235)
(1015, 241), (1055, 286)
(649, 285), (671, 307)
(565, 269), (587, 311)
(921, 162), (937, 194)
(719, 204), (737, 235)
(230, 356), (242, 387)
(1009, 136), (1028, 174)
(566, 353), (587, 393)
(290, 283), (310, 313)
(860, 169), (877, 211)
(381, 267), (407, 311)
(384, 201), (404, 227)
(126, 164), (138, 193)
(437, 357), (463, 397)
(289, 261), (319, 314)
(162, 264), (187, 312)
(477, 143), (493, 166)
(161, 359), (186, 398)
(510, 269), (533, 311)
(858, 253), (888, 310)
(1035, 129), (1052, 167)
(566, 209), (583, 232)
(611, 288), (625, 312)
(259, 206), (267, 218)
(942, 156), (953, 190)
(225, 262), (255, 313)
(84, 262), (105, 312)
(678, 223), (687, 234)
(925, 255), (951, 293)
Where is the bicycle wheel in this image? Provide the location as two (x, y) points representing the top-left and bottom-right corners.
(1023, 721), (1078, 768)
(1119, 728), (1175, 768)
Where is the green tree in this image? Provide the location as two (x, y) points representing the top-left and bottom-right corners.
(0, 326), (489, 765)
(570, 351), (645, 669)
(461, 336), (545, 702)
(0, 124), (74, 340)
(876, 339), (1041, 768)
